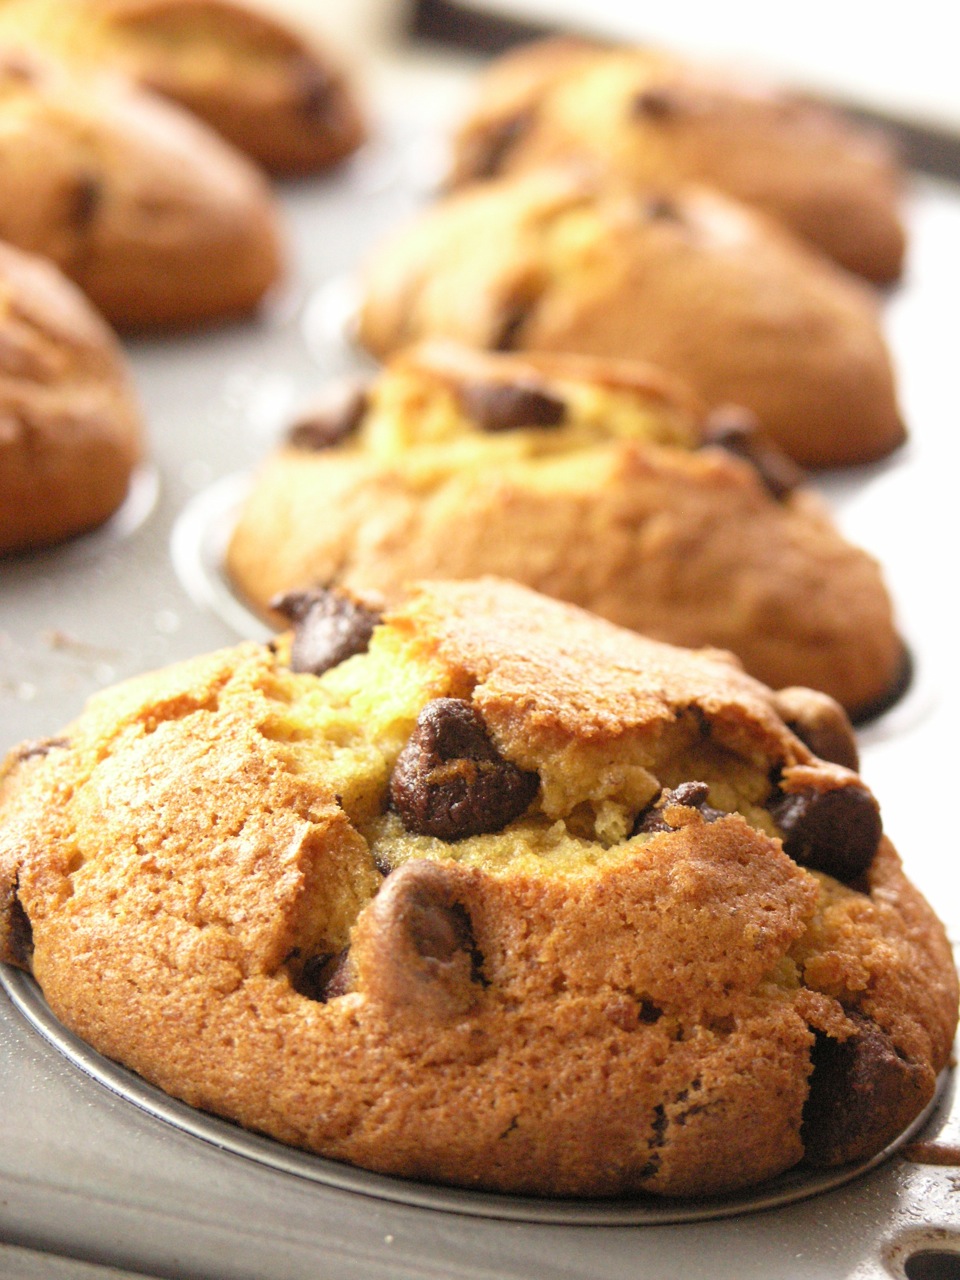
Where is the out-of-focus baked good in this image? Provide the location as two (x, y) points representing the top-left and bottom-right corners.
(448, 37), (906, 285)
(0, 0), (366, 175)
(357, 170), (905, 468)
(0, 238), (143, 553)
(1, 577), (955, 1198)
(0, 47), (283, 329)
(227, 342), (906, 720)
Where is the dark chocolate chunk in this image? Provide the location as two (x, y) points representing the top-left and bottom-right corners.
(634, 781), (725, 835)
(271, 586), (381, 676)
(390, 698), (539, 841)
(70, 172), (103, 231)
(458, 379), (566, 432)
(285, 381), (368, 451)
(631, 87), (681, 120)
(295, 948), (352, 1002)
(801, 1011), (930, 1166)
(6, 892), (33, 969)
(459, 110), (533, 181)
(359, 860), (488, 1018)
(771, 782), (882, 882)
(701, 405), (807, 500)
(772, 687), (860, 771)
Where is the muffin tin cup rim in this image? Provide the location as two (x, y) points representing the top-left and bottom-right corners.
(1, 964), (948, 1226)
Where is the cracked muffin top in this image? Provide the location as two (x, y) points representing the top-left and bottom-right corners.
(227, 341), (906, 719)
(1, 578), (955, 1198)
(448, 36), (906, 284)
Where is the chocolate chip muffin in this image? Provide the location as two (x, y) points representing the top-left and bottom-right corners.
(226, 341), (905, 720)
(0, 0), (366, 175)
(1, 578), (954, 1198)
(356, 170), (905, 469)
(0, 46), (283, 329)
(448, 37), (906, 284)
(0, 238), (143, 553)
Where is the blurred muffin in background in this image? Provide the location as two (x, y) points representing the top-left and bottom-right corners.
(449, 37), (906, 285)
(0, 238), (144, 553)
(227, 340), (908, 720)
(0, 47), (284, 329)
(357, 169), (905, 468)
(0, 0), (366, 174)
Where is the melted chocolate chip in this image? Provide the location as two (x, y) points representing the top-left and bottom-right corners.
(772, 687), (860, 771)
(285, 382), (368, 451)
(631, 87), (681, 120)
(70, 172), (103, 231)
(634, 781), (725, 835)
(358, 860), (488, 1018)
(458, 379), (566, 432)
(771, 782), (882, 882)
(390, 698), (539, 841)
(801, 1012), (929, 1166)
(701, 406), (807, 501)
(271, 587), (381, 676)
(460, 111), (533, 181)
(296, 948), (352, 1002)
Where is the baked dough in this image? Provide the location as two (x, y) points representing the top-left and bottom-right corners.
(2, 578), (953, 1198)
(227, 341), (905, 719)
(0, 238), (143, 553)
(449, 37), (906, 284)
(0, 0), (366, 175)
(356, 170), (905, 468)
(0, 46), (284, 329)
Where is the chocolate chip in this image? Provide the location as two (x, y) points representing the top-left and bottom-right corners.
(70, 172), (103, 231)
(293, 56), (336, 121)
(644, 195), (684, 223)
(459, 110), (533, 181)
(285, 381), (368, 451)
(631, 87), (681, 120)
(13, 737), (70, 763)
(772, 688), (860, 771)
(6, 893), (33, 969)
(390, 698), (539, 841)
(355, 860), (487, 1018)
(801, 1012), (929, 1166)
(492, 299), (532, 352)
(634, 781), (725, 835)
(770, 782), (882, 882)
(458, 379), (566, 432)
(0, 53), (38, 84)
(295, 948), (352, 1002)
(271, 587), (381, 676)
(701, 405), (807, 500)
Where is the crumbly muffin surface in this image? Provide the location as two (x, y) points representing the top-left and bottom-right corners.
(1, 580), (954, 1198)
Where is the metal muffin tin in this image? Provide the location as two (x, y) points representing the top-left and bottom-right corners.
(2, 71), (960, 1280)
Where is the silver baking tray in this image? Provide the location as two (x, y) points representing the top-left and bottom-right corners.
(2, 70), (960, 1280)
